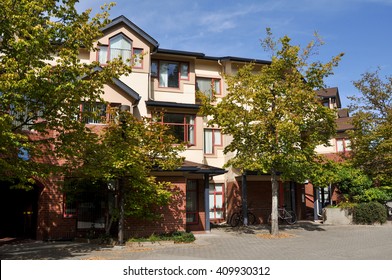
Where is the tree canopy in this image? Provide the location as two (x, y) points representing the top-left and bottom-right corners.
(349, 69), (392, 186)
(64, 110), (185, 241)
(0, 0), (131, 187)
(199, 29), (343, 234)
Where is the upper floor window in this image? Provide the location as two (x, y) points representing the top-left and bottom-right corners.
(204, 128), (222, 154)
(196, 77), (221, 98)
(133, 48), (143, 68)
(336, 138), (351, 153)
(82, 102), (107, 124)
(81, 102), (121, 124)
(98, 34), (132, 65)
(152, 60), (189, 88)
(161, 113), (195, 145)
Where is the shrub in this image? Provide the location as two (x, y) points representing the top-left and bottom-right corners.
(361, 187), (391, 203)
(171, 231), (195, 243)
(353, 202), (387, 224)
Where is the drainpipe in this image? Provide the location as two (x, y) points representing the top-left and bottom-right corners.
(204, 173), (210, 232)
(242, 172), (248, 226)
(148, 46), (159, 101)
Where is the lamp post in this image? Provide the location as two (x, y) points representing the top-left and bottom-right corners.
(118, 105), (130, 245)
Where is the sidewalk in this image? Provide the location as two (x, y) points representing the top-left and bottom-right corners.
(1, 221), (392, 260)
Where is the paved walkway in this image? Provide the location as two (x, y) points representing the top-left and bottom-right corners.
(1, 221), (392, 260)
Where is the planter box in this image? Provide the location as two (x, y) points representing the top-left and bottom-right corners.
(322, 207), (353, 225)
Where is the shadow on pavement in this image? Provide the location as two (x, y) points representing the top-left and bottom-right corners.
(213, 220), (326, 235)
(0, 238), (112, 260)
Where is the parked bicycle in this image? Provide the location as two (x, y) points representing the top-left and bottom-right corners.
(268, 205), (297, 225)
(229, 206), (256, 227)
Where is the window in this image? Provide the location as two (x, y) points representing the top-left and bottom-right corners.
(80, 102), (121, 124)
(98, 34), (132, 65)
(63, 195), (77, 218)
(209, 183), (224, 220)
(151, 60), (158, 77)
(196, 77), (221, 98)
(204, 128), (221, 154)
(82, 102), (107, 124)
(186, 180), (198, 224)
(63, 179), (114, 230)
(162, 113), (195, 145)
(133, 48), (143, 68)
(159, 61), (179, 88)
(336, 138), (351, 153)
(180, 63), (189, 80)
(156, 60), (189, 88)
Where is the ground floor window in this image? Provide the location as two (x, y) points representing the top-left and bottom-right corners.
(186, 180), (198, 224)
(63, 179), (113, 230)
(209, 183), (224, 219)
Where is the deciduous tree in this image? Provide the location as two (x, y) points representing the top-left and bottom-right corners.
(199, 29), (343, 235)
(349, 69), (392, 186)
(64, 110), (184, 243)
(0, 0), (130, 187)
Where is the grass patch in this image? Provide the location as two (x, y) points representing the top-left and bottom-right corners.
(127, 231), (195, 243)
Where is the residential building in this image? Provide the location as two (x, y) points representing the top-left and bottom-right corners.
(0, 16), (352, 240)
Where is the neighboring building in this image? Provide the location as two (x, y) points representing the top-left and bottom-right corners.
(304, 87), (354, 220)
(0, 16), (352, 240)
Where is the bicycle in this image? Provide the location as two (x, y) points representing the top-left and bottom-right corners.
(229, 206), (256, 227)
(268, 205), (297, 225)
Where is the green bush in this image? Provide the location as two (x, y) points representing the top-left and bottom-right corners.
(127, 231), (195, 243)
(353, 202), (387, 224)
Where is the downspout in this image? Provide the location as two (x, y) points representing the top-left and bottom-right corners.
(242, 172), (248, 226)
(148, 46), (159, 101)
(204, 173), (211, 232)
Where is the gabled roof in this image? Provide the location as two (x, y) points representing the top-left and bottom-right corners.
(102, 15), (159, 48)
(89, 66), (141, 104)
(111, 77), (141, 104)
(316, 87), (342, 108)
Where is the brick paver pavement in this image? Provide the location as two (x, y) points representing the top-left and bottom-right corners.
(1, 221), (391, 260)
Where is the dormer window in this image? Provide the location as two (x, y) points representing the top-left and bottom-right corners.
(98, 34), (132, 65)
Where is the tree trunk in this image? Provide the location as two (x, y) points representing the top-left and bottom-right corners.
(270, 170), (279, 235)
(118, 178), (125, 245)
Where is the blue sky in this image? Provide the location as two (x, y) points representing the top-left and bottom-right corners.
(77, 0), (392, 108)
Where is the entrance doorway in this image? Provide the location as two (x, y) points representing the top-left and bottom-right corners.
(0, 181), (40, 239)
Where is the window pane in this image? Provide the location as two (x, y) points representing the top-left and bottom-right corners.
(196, 78), (213, 98)
(164, 113), (184, 124)
(186, 213), (196, 223)
(216, 194), (223, 208)
(215, 185), (223, 192)
(215, 210), (223, 219)
(98, 46), (108, 64)
(133, 48), (143, 68)
(187, 180), (197, 191)
(345, 139), (351, 151)
(83, 103), (106, 124)
(110, 35), (132, 64)
(337, 139), (344, 152)
(204, 129), (213, 154)
(214, 80), (221, 94)
(151, 60), (158, 76)
(214, 130), (221, 146)
(180, 63), (189, 79)
(159, 62), (179, 87)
